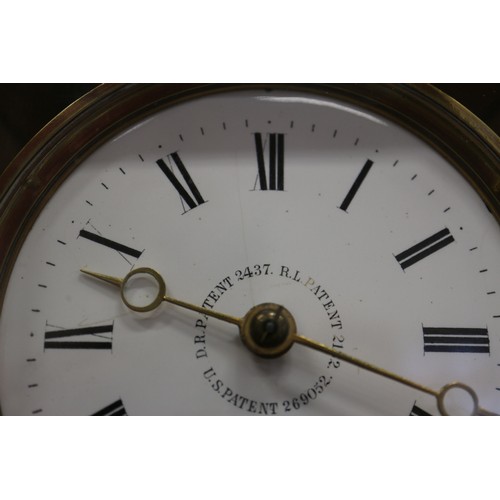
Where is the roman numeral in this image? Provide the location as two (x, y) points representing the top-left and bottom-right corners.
(44, 324), (114, 350)
(254, 133), (285, 190)
(339, 159), (374, 212)
(395, 228), (455, 270)
(79, 230), (142, 259)
(156, 152), (206, 211)
(423, 326), (490, 353)
(410, 403), (432, 416)
(92, 398), (127, 416)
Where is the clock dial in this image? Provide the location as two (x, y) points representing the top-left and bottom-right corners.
(0, 85), (498, 415)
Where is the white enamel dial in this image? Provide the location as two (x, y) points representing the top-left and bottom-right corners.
(0, 87), (499, 415)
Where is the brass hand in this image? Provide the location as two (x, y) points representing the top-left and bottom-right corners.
(81, 267), (242, 326)
(80, 267), (293, 358)
(81, 266), (497, 416)
(293, 334), (497, 416)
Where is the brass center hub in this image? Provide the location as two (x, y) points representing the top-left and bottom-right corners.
(240, 303), (297, 358)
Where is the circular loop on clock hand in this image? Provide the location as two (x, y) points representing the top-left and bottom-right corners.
(120, 267), (167, 313)
(437, 382), (479, 416)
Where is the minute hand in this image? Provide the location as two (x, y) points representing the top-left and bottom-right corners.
(293, 333), (497, 416)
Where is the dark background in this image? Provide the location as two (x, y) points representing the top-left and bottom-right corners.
(0, 84), (498, 173)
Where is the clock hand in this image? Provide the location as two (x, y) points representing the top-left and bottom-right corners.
(80, 267), (242, 326)
(238, 304), (497, 415)
(293, 333), (497, 416)
(80, 268), (293, 358)
(81, 267), (496, 416)
(80, 268), (123, 287)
